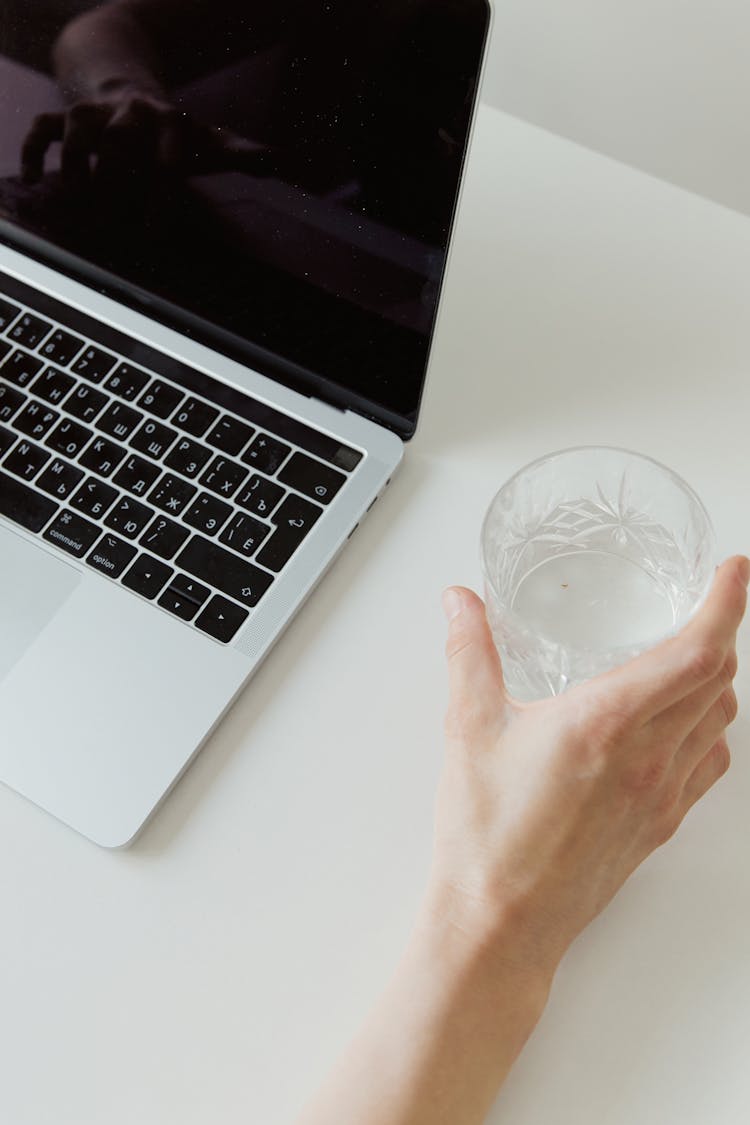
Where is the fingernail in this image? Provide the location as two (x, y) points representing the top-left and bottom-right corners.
(442, 588), (463, 621)
(740, 557), (750, 586)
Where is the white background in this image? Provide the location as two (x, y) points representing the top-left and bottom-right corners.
(482, 0), (750, 216)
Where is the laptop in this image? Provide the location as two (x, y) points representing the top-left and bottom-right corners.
(0, 0), (491, 846)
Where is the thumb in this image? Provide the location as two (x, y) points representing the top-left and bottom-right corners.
(442, 587), (507, 720)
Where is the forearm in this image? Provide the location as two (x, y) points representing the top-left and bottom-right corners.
(295, 887), (554, 1125)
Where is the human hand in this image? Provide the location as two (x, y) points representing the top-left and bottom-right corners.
(21, 91), (273, 186)
(430, 556), (748, 980)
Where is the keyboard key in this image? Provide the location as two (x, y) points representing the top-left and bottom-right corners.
(97, 400), (143, 442)
(79, 435), (127, 477)
(71, 346), (116, 384)
(278, 452), (345, 505)
(171, 396), (219, 437)
(0, 468), (57, 532)
(200, 455), (248, 499)
(182, 491), (232, 535)
(205, 414), (254, 456)
(0, 298), (21, 332)
(7, 312), (52, 350)
(86, 533), (138, 579)
(148, 472), (196, 516)
(130, 418), (178, 460)
(219, 511), (270, 557)
(0, 383), (26, 423)
(104, 495), (154, 538)
(43, 508), (100, 557)
(65, 382), (108, 423)
(164, 436), (212, 478)
(139, 514), (190, 559)
(0, 422), (18, 457)
(241, 433), (291, 475)
(0, 340), (11, 363)
(12, 399), (60, 441)
(105, 362), (151, 401)
(36, 457), (85, 500)
(4, 438), (50, 481)
(32, 366), (75, 405)
(45, 417), (92, 458)
(236, 473), (284, 518)
(176, 535), (274, 608)
(1, 348), (44, 388)
(195, 595), (249, 643)
(70, 475), (119, 518)
(137, 379), (183, 419)
(158, 574), (210, 621)
(38, 329), (84, 366)
(255, 493), (323, 572)
(113, 454), (161, 497)
(121, 554), (174, 600)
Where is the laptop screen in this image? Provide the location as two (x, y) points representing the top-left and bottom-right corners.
(0, 1), (489, 437)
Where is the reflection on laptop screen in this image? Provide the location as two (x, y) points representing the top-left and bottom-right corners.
(0, 0), (489, 430)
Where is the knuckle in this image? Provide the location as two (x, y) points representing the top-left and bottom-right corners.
(621, 751), (671, 798)
(652, 810), (682, 849)
(687, 641), (724, 684)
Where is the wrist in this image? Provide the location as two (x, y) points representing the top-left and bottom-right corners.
(416, 877), (560, 1009)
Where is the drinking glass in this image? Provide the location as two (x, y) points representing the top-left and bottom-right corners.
(480, 447), (715, 700)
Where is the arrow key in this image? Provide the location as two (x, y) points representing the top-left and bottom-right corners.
(121, 553), (174, 600)
(195, 595), (249, 643)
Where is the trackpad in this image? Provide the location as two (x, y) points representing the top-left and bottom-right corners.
(0, 530), (81, 685)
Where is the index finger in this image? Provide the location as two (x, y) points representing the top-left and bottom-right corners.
(598, 555), (749, 719)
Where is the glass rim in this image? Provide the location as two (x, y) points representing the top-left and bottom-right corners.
(480, 444), (716, 656)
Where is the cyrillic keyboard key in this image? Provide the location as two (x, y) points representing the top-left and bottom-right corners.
(31, 366), (75, 405)
(36, 457), (85, 500)
(105, 362), (150, 401)
(1, 348), (44, 388)
(0, 469), (58, 532)
(12, 399), (59, 441)
(219, 511), (270, 557)
(0, 383), (26, 423)
(4, 438), (50, 481)
(70, 475), (119, 518)
(45, 417), (92, 458)
(235, 473), (284, 518)
(176, 535), (273, 608)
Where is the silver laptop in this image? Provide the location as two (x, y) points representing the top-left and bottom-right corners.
(0, 0), (490, 845)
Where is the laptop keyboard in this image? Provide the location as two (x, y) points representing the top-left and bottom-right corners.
(0, 272), (363, 644)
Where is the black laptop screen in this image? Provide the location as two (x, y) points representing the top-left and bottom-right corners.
(0, 0), (489, 436)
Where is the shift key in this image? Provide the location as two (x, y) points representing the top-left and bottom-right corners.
(175, 535), (273, 608)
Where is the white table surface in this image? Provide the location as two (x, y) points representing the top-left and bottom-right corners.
(2, 104), (750, 1125)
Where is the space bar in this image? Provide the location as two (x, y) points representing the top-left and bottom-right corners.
(0, 471), (59, 533)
